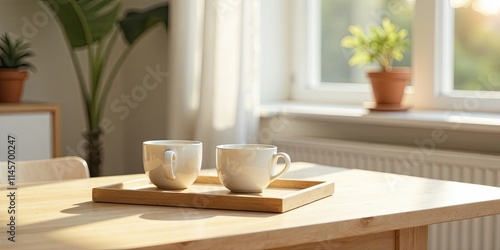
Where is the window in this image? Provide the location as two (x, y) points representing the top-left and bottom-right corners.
(452, 0), (500, 92)
(292, 0), (500, 113)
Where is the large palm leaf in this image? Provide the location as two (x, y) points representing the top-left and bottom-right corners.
(119, 4), (168, 45)
(43, 0), (119, 48)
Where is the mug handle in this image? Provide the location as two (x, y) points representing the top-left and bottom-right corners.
(163, 150), (176, 180)
(270, 152), (291, 182)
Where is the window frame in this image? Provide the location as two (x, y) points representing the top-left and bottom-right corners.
(290, 0), (500, 113)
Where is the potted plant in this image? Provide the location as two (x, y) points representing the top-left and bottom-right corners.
(0, 33), (34, 103)
(341, 18), (410, 111)
(42, 0), (168, 176)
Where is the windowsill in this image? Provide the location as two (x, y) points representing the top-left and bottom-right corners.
(260, 101), (500, 134)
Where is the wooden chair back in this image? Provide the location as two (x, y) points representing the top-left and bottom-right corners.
(0, 156), (90, 184)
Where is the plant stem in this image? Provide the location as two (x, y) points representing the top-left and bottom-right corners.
(84, 129), (103, 177)
(96, 45), (134, 122)
(67, 0), (101, 130)
(69, 51), (91, 128)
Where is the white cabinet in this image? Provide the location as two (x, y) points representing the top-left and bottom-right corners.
(0, 103), (60, 160)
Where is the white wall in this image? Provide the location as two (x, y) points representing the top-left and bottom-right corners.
(1, 0), (168, 175)
(120, 0), (169, 174)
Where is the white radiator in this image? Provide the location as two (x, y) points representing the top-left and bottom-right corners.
(272, 136), (500, 250)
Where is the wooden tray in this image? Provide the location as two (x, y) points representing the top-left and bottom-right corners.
(92, 176), (334, 213)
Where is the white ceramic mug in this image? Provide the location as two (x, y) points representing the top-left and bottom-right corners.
(216, 144), (292, 193)
(143, 140), (202, 189)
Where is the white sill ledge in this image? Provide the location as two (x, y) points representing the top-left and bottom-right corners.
(260, 101), (500, 134)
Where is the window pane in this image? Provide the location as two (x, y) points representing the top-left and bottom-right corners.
(453, 0), (500, 91)
(320, 0), (414, 84)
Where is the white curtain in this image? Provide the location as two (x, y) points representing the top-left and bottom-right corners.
(166, 0), (260, 168)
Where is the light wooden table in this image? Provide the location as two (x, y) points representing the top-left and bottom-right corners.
(2, 162), (500, 249)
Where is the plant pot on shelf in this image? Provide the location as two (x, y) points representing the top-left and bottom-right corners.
(366, 68), (411, 111)
(0, 70), (28, 103)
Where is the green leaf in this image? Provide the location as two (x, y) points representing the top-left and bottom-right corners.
(349, 53), (370, 67)
(348, 25), (365, 37)
(393, 51), (404, 61)
(341, 37), (357, 48)
(382, 18), (395, 33)
(119, 4), (168, 45)
(398, 29), (408, 39)
(387, 33), (398, 43)
(43, 0), (120, 48)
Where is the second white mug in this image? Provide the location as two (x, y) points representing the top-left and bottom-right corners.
(216, 144), (292, 193)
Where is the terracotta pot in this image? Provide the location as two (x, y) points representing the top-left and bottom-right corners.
(367, 68), (411, 105)
(0, 70), (28, 103)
